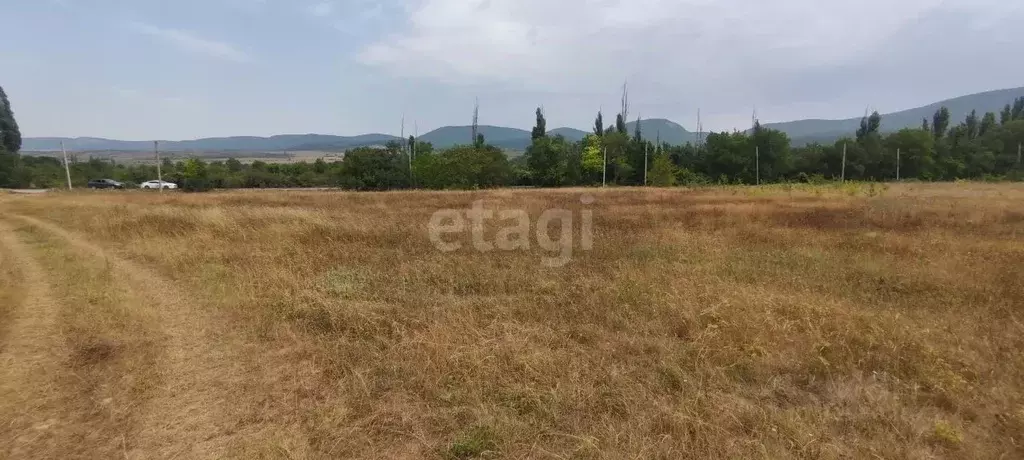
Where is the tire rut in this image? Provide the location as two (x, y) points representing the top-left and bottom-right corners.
(0, 220), (64, 457)
(12, 214), (254, 458)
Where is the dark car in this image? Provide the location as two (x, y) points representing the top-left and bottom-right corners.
(87, 179), (125, 190)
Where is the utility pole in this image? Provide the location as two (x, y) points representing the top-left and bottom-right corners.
(896, 148), (901, 181)
(471, 98), (479, 145)
(697, 108), (703, 150)
(644, 142), (649, 186)
(602, 147), (607, 187)
(755, 146), (760, 185)
(1018, 143), (1022, 165)
(841, 143), (847, 183)
(411, 120), (418, 187)
(60, 141), (72, 190)
(155, 141), (163, 192)
(401, 114), (410, 185)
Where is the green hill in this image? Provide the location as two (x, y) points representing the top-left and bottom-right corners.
(419, 125), (531, 149)
(23, 87), (1024, 152)
(627, 119), (697, 145)
(766, 87), (1024, 145)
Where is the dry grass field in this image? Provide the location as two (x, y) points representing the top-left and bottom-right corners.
(1, 182), (1022, 459)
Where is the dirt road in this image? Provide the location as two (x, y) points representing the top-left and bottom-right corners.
(0, 221), (63, 458)
(0, 214), (292, 458)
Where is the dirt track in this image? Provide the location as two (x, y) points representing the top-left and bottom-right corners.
(0, 221), (63, 458)
(0, 214), (286, 458)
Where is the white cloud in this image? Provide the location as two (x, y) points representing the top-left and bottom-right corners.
(359, 0), (942, 86)
(307, 1), (335, 17)
(358, 0), (1024, 129)
(129, 21), (252, 63)
(307, 0), (389, 33)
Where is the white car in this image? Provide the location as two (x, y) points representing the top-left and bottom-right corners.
(140, 180), (178, 190)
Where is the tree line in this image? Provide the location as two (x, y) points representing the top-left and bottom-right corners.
(518, 99), (1024, 187)
(2, 82), (1024, 190)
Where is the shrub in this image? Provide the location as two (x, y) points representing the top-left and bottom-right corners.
(180, 158), (212, 192)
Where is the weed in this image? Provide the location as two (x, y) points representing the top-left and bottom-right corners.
(931, 420), (963, 447)
(446, 426), (499, 460)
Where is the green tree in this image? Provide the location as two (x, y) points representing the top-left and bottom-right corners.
(885, 128), (936, 180)
(965, 110), (979, 140)
(615, 113), (627, 135)
(0, 149), (27, 188)
(579, 134), (604, 183)
(181, 158), (212, 192)
(411, 151), (444, 189)
(526, 135), (570, 187)
(338, 147), (409, 190)
(821, 138), (863, 180)
(225, 157), (243, 173)
(412, 142), (510, 189)
(752, 126), (794, 181)
(470, 143), (512, 188)
(593, 111), (604, 137)
(413, 140), (433, 157)
(1001, 104), (1013, 125)
(648, 153), (676, 186)
(791, 143), (829, 179)
(313, 158), (327, 174)
(601, 131), (631, 183)
(932, 107), (951, 139)
(979, 112), (997, 138)
(702, 132), (755, 183)
(1013, 98), (1024, 120)
(450, 144), (511, 188)
(992, 120), (1024, 172)
(0, 85), (22, 153)
(856, 111), (882, 141)
(531, 107), (546, 140)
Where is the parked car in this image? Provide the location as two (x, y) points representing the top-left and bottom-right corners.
(87, 179), (124, 189)
(140, 180), (178, 190)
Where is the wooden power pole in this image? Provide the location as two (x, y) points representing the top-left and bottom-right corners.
(896, 148), (901, 181)
(602, 147), (607, 187)
(643, 143), (648, 186)
(60, 141), (72, 190)
(755, 146), (760, 185)
(841, 143), (847, 183)
(155, 141), (163, 192)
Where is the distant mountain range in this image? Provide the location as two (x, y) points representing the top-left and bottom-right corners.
(762, 87), (1024, 145)
(23, 87), (1024, 153)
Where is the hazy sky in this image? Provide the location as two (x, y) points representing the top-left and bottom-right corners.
(3, 0), (1022, 139)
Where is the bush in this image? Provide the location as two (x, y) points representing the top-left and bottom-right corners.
(675, 168), (710, 186)
(180, 158), (212, 192)
(181, 177), (212, 192)
(795, 173), (829, 184)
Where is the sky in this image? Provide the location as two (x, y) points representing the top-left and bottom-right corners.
(2, 0), (1022, 140)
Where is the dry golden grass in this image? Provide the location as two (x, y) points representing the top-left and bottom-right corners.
(1, 182), (1023, 459)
